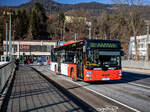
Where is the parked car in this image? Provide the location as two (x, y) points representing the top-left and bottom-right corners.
(37, 60), (43, 65)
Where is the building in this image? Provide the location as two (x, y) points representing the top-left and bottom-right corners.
(129, 35), (150, 60)
(3, 40), (56, 62)
(65, 15), (91, 26)
(65, 16), (87, 23)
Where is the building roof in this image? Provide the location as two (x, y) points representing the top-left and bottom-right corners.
(3, 40), (57, 46)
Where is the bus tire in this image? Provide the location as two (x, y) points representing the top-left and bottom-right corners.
(71, 68), (77, 82)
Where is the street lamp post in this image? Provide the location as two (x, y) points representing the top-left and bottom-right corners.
(75, 33), (77, 41)
(63, 22), (65, 41)
(5, 23), (8, 61)
(146, 24), (149, 61)
(89, 27), (91, 39)
(9, 13), (12, 61)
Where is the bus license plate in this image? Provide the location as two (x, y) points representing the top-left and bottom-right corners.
(102, 78), (110, 80)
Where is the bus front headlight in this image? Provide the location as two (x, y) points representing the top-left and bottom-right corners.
(118, 71), (122, 76)
(86, 71), (92, 77)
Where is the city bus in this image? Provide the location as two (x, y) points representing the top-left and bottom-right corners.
(50, 39), (123, 81)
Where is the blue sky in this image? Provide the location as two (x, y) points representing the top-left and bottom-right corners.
(54, 0), (112, 4)
(0, 0), (30, 6)
(0, 0), (149, 6)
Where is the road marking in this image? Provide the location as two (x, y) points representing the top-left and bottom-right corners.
(129, 82), (150, 89)
(63, 78), (140, 112)
(43, 68), (140, 112)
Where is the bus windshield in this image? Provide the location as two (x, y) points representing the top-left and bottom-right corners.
(86, 49), (121, 69)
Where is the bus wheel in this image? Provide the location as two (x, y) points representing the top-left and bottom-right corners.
(71, 68), (77, 82)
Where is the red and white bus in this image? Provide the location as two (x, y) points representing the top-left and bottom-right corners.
(50, 39), (123, 81)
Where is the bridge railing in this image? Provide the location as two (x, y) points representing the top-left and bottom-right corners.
(0, 62), (15, 93)
(122, 60), (150, 70)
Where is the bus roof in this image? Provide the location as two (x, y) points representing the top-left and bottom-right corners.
(86, 39), (120, 43)
(54, 39), (121, 50)
(55, 40), (84, 48)
(63, 40), (84, 46)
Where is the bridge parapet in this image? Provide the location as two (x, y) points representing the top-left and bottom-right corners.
(0, 62), (15, 93)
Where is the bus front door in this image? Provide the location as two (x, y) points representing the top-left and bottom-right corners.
(77, 50), (84, 79)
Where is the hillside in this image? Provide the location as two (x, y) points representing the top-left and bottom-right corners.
(14, 0), (150, 19)
(0, 0), (150, 19)
(18, 0), (113, 16)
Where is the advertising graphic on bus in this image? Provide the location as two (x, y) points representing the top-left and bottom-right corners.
(50, 39), (123, 81)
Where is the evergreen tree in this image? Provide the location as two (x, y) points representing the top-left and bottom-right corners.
(30, 10), (40, 39)
(15, 10), (23, 40)
(0, 16), (5, 46)
(29, 3), (47, 40)
(22, 10), (29, 38)
(14, 10), (29, 40)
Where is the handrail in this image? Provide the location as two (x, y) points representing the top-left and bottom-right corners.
(0, 62), (11, 69)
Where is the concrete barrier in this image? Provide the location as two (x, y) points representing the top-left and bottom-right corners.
(122, 60), (150, 70)
(0, 62), (15, 93)
(0, 62), (8, 66)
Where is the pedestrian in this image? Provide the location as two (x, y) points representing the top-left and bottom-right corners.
(15, 58), (20, 70)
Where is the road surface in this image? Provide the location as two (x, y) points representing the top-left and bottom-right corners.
(37, 65), (150, 112)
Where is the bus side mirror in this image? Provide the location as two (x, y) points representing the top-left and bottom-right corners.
(83, 46), (86, 53)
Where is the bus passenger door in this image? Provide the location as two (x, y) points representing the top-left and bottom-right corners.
(77, 49), (84, 79)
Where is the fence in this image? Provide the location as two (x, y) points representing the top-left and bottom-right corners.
(0, 62), (15, 93)
(122, 60), (150, 70)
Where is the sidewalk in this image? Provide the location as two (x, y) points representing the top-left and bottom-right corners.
(1, 65), (86, 112)
(122, 68), (150, 74)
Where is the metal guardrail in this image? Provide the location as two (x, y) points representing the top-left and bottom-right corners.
(122, 60), (150, 70)
(0, 62), (15, 93)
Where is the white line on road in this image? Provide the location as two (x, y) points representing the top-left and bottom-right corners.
(42, 68), (141, 112)
(64, 78), (141, 112)
(129, 82), (150, 89)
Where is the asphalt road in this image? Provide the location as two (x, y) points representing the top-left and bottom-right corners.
(38, 65), (150, 112)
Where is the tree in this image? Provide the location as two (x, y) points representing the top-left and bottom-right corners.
(47, 17), (56, 40)
(111, 0), (145, 60)
(0, 16), (5, 46)
(66, 10), (89, 40)
(30, 10), (40, 39)
(13, 9), (29, 40)
(110, 14), (129, 40)
(56, 12), (65, 40)
(22, 10), (29, 38)
(98, 11), (112, 39)
(29, 3), (48, 40)
(91, 17), (100, 39)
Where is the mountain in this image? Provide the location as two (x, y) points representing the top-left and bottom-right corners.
(0, 0), (150, 19)
(19, 0), (114, 16)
